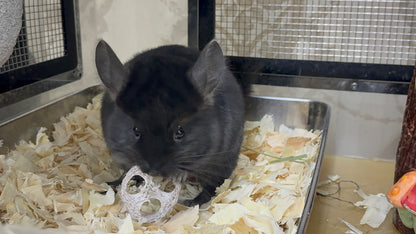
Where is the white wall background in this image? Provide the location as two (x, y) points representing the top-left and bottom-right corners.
(77, 0), (187, 85)
(72, 0), (407, 161)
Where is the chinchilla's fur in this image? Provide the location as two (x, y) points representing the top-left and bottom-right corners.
(95, 40), (250, 205)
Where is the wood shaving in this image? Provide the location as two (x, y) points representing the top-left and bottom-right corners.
(339, 218), (363, 234)
(0, 96), (322, 233)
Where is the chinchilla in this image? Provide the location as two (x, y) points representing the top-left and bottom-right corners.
(95, 40), (250, 205)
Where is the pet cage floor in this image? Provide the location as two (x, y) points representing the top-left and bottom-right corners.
(307, 155), (398, 234)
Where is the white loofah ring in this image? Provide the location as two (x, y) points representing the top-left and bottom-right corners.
(0, 0), (23, 67)
(120, 166), (181, 223)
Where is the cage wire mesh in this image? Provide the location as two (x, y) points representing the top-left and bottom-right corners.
(0, 0), (66, 73)
(215, 0), (416, 66)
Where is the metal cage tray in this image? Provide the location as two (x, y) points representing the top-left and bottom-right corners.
(0, 85), (330, 233)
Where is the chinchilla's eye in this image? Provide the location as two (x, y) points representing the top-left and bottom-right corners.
(174, 125), (185, 140)
(133, 127), (142, 139)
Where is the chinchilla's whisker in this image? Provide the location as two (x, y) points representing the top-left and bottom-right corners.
(178, 159), (232, 168)
(179, 166), (225, 182)
(175, 147), (240, 160)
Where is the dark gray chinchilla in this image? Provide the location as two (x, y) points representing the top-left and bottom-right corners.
(95, 40), (250, 206)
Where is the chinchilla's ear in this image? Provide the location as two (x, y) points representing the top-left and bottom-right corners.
(189, 41), (226, 103)
(95, 40), (127, 100)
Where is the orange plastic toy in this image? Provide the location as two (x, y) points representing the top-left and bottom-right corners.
(388, 171), (416, 213)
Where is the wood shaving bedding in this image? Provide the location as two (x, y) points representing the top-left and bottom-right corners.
(0, 94), (322, 234)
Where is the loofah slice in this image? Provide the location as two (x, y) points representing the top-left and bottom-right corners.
(120, 166), (181, 223)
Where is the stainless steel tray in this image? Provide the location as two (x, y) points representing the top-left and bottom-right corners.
(246, 95), (330, 233)
(0, 85), (330, 233)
